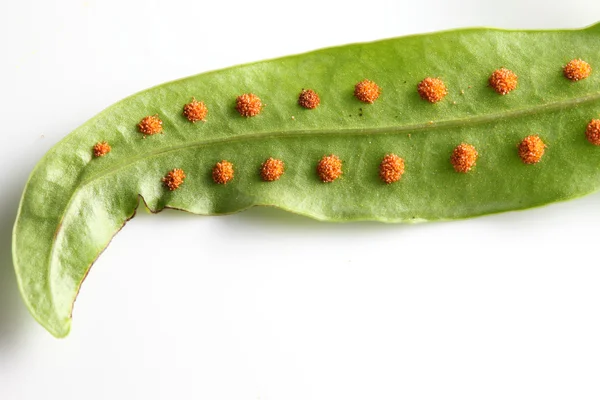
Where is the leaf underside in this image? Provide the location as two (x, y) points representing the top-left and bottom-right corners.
(13, 23), (600, 337)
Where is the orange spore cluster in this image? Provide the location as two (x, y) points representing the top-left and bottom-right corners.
(213, 160), (234, 184)
(298, 89), (321, 109)
(236, 93), (262, 117)
(183, 98), (208, 122)
(162, 168), (186, 190)
(417, 77), (448, 103)
(563, 59), (592, 81)
(138, 115), (163, 136)
(379, 154), (405, 184)
(354, 79), (381, 103)
(317, 154), (342, 182)
(518, 135), (545, 164)
(450, 143), (478, 173)
(260, 157), (285, 181)
(585, 119), (600, 145)
(489, 68), (518, 95)
(93, 141), (111, 157)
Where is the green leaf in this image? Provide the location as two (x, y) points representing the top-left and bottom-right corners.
(13, 24), (600, 337)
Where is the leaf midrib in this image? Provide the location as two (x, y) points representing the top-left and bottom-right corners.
(46, 90), (600, 317)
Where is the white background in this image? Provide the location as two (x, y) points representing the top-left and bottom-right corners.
(1, 0), (600, 399)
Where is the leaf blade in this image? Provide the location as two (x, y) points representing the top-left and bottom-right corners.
(13, 24), (600, 336)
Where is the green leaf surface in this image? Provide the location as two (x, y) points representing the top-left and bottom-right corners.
(13, 24), (600, 337)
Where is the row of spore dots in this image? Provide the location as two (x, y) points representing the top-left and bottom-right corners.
(138, 58), (594, 138)
(158, 130), (587, 191)
(130, 59), (592, 138)
(95, 58), (593, 148)
(161, 154), (399, 190)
